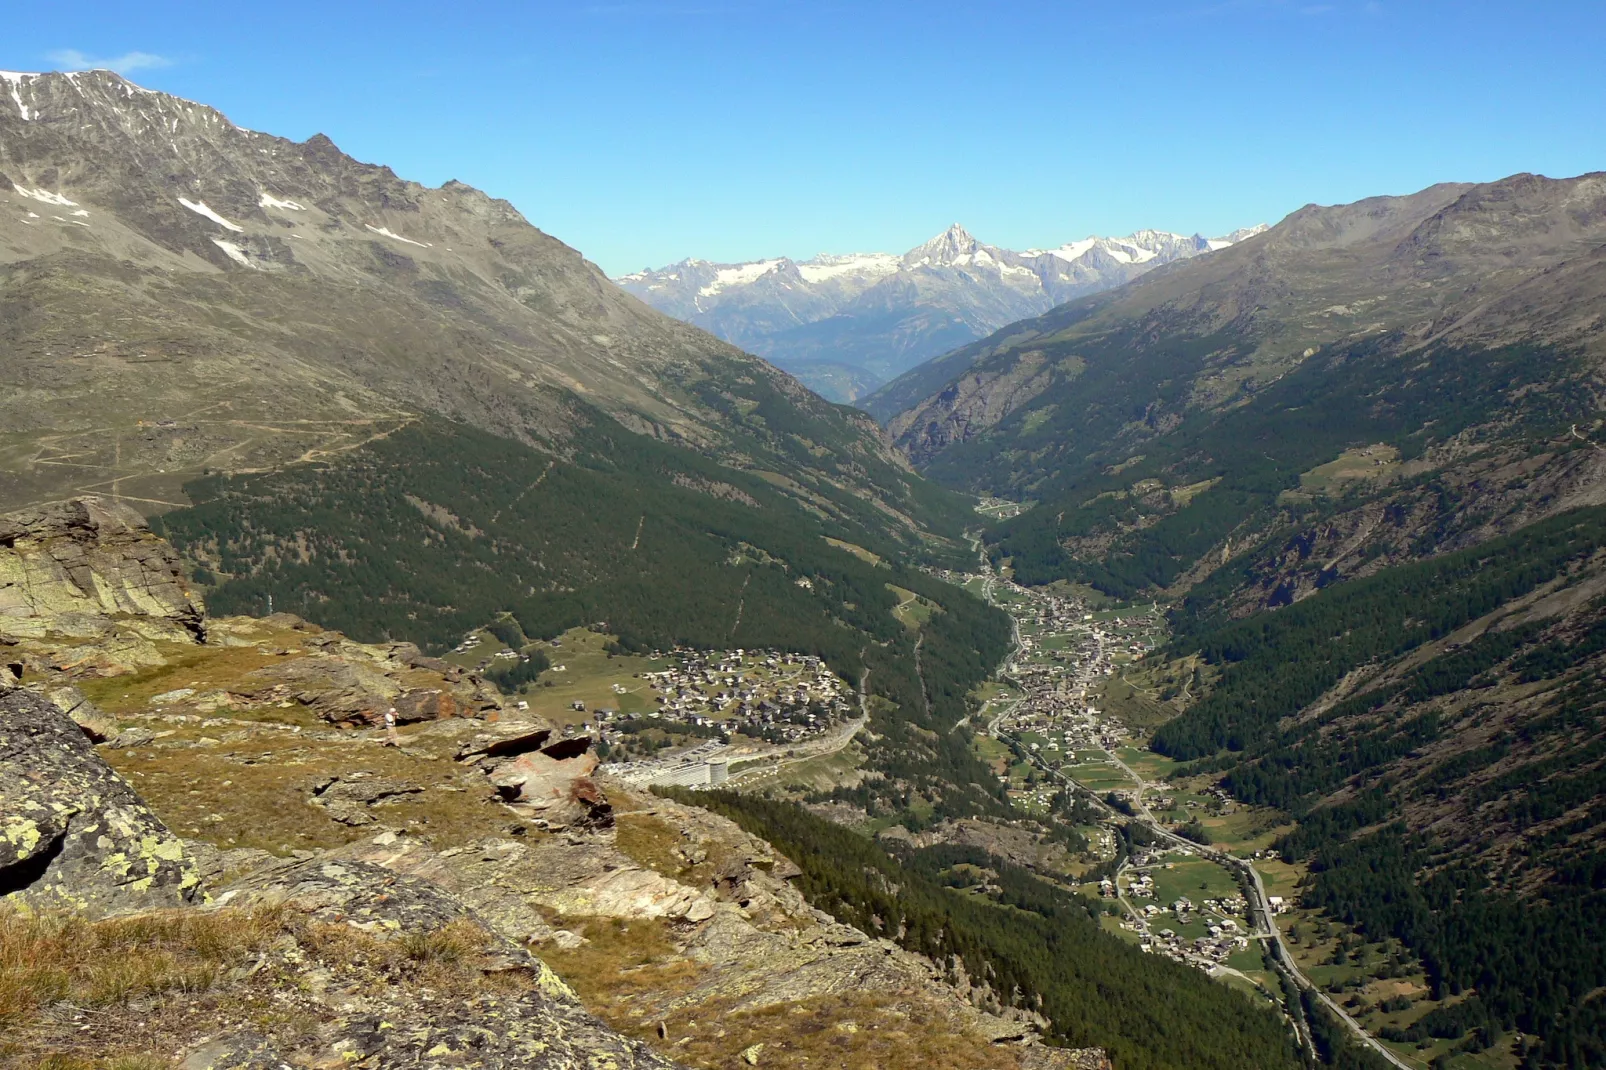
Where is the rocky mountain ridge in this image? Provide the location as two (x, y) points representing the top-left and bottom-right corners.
(617, 222), (1265, 401)
(0, 69), (923, 538)
(869, 171), (1606, 455)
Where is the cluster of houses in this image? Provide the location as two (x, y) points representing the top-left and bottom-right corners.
(989, 583), (1164, 758)
(1114, 877), (1255, 969)
(595, 649), (860, 788)
(1134, 924), (1250, 967)
(584, 645), (860, 761)
(624, 648), (854, 745)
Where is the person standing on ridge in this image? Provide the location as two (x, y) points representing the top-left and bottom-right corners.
(383, 706), (399, 747)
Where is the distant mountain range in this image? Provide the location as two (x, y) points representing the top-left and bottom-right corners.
(616, 222), (1266, 401)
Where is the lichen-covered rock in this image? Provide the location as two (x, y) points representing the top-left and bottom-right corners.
(308, 771), (424, 826)
(332, 831), (560, 946)
(217, 855), (478, 931)
(182, 996), (686, 1069)
(199, 855), (684, 1069)
(0, 686), (201, 914)
(0, 497), (205, 643)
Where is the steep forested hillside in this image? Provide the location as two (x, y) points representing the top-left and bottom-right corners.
(1150, 507), (1606, 1066)
(865, 171), (1606, 1068)
(668, 790), (1305, 1070)
(153, 408), (1013, 822)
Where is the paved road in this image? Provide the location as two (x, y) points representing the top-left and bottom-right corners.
(1103, 750), (1412, 1069)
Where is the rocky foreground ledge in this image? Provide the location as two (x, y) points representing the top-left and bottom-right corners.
(1, 499), (1108, 1069)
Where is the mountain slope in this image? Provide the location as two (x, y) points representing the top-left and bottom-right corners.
(618, 223), (1264, 402)
(0, 68), (937, 544)
(0, 67), (1014, 827)
(867, 172), (1606, 1067)
(874, 174), (1604, 470)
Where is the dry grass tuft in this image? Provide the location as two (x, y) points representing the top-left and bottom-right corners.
(2, 906), (529, 1065)
(659, 993), (1027, 1070)
(541, 915), (704, 1007)
(540, 918), (1024, 1070)
(0, 905), (285, 1032)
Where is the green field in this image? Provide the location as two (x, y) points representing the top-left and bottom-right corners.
(1193, 807), (1295, 856)
(1096, 673), (1175, 729)
(1149, 857), (1241, 907)
(1298, 443), (1400, 493)
(1067, 764), (1134, 791)
(888, 584), (939, 629)
(1116, 746), (1183, 782)
(484, 627), (666, 725)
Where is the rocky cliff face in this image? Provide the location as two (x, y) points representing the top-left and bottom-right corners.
(0, 496), (202, 642)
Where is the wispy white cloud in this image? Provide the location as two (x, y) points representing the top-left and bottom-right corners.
(46, 49), (173, 75)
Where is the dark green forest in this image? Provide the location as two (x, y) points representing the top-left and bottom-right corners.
(1144, 508), (1606, 1067)
(663, 789), (1303, 1070)
(963, 336), (1586, 599)
(1151, 506), (1606, 758)
(153, 412), (1012, 820)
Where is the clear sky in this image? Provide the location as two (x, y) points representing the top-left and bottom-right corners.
(6, 1), (1603, 275)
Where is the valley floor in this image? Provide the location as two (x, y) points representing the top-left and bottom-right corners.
(949, 553), (1511, 1070)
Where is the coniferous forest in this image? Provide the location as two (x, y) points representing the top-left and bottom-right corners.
(153, 411), (1013, 820)
(664, 789), (1305, 1070)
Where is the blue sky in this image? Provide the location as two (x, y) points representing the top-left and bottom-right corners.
(6, 1), (1603, 275)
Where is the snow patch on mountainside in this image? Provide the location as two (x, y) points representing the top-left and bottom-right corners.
(796, 252), (900, 284)
(259, 191), (306, 211)
(211, 239), (255, 267)
(698, 259), (786, 296)
(15, 186), (77, 207)
(365, 224), (431, 248)
(1, 71), (38, 120)
(179, 198), (243, 232)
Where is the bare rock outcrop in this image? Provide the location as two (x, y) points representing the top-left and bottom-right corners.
(0, 497), (204, 643)
(0, 685), (201, 914)
(183, 855), (682, 1069)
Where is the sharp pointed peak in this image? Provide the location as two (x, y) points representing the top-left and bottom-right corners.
(903, 223), (988, 264)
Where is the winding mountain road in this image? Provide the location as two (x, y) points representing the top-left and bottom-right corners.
(968, 560), (1414, 1069)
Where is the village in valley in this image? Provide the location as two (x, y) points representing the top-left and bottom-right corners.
(444, 625), (858, 788)
(436, 543), (1396, 1033)
(937, 560), (1300, 982)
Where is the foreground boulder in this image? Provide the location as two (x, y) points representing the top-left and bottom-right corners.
(0, 686), (201, 914)
(0, 497), (204, 645)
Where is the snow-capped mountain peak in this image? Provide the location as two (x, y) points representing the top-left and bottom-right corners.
(903, 223), (985, 267)
(616, 220), (1266, 403)
(1207, 223), (1271, 250)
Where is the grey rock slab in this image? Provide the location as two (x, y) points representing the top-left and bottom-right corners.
(0, 685), (202, 914)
